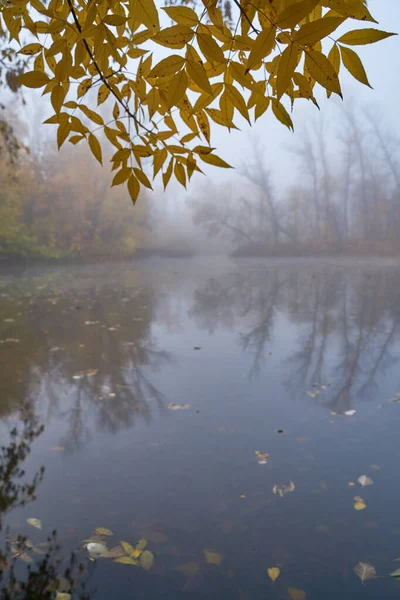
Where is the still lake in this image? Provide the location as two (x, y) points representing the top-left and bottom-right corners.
(1, 257), (400, 599)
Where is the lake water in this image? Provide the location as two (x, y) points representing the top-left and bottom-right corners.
(1, 257), (400, 600)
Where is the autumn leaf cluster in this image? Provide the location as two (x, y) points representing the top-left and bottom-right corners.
(0, 0), (395, 202)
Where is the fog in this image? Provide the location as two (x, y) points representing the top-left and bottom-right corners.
(0, 0), (399, 261)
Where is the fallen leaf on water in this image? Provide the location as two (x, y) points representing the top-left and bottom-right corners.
(176, 561), (201, 577)
(307, 391), (316, 398)
(255, 450), (270, 464)
(204, 549), (223, 566)
(358, 475), (373, 487)
(348, 482), (355, 487)
(27, 518), (41, 530)
(391, 568), (400, 578)
(168, 403), (191, 410)
(86, 542), (108, 559)
(267, 567), (280, 582)
(114, 556), (138, 565)
(120, 541), (136, 556)
(288, 587), (306, 600)
(55, 594), (72, 600)
(354, 562), (376, 582)
(273, 482), (295, 497)
(136, 538), (148, 551)
(18, 552), (33, 564)
(95, 527), (113, 536)
(345, 410), (356, 416)
(140, 550), (154, 571)
(354, 498), (367, 511)
(102, 545), (126, 559)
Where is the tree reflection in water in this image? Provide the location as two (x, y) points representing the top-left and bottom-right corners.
(0, 407), (92, 599)
(190, 266), (400, 413)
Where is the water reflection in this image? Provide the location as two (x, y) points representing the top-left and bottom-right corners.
(189, 266), (400, 413)
(0, 272), (172, 451)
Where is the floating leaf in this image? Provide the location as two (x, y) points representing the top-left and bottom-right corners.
(140, 550), (154, 571)
(102, 545), (126, 558)
(255, 450), (270, 464)
(86, 542), (108, 558)
(204, 549), (223, 566)
(136, 538), (148, 551)
(176, 561), (201, 577)
(168, 403), (191, 410)
(354, 562), (376, 582)
(114, 556), (138, 565)
(27, 518), (42, 530)
(273, 482), (295, 497)
(390, 568), (400, 578)
(288, 587), (306, 600)
(354, 500), (367, 511)
(55, 594), (72, 600)
(121, 541), (136, 556)
(358, 475), (373, 488)
(96, 527), (113, 536)
(267, 567), (280, 582)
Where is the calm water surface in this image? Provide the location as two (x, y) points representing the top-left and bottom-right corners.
(1, 258), (400, 599)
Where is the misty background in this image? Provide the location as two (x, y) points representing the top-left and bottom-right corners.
(1, 0), (399, 261)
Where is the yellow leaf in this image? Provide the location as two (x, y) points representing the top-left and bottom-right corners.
(162, 158), (174, 189)
(167, 70), (188, 108)
(112, 168), (131, 186)
(197, 33), (225, 64)
(225, 84), (249, 123)
(69, 135), (84, 145)
(186, 60), (212, 95)
(103, 14), (127, 26)
(97, 84), (110, 105)
(322, 0), (377, 23)
(197, 109), (210, 143)
(337, 28), (396, 46)
(78, 105), (104, 125)
(88, 133), (102, 164)
(305, 49), (342, 96)
(149, 55), (185, 77)
(162, 6), (198, 27)
(18, 43), (42, 55)
(128, 174), (140, 204)
(246, 26), (276, 73)
(51, 84), (66, 113)
(153, 25), (194, 48)
(57, 121), (71, 149)
(129, 0), (159, 32)
(153, 148), (168, 177)
(204, 548), (223, 565)
(199, 153), (232, 169)
(328, 43), (340, 74)
(288, 588), (306, 600)
(254, 97), (270, 121)
(294, 17), (344, 46)
(340, 45), (371, 87)
(133, 168), (153, 189)
(114, 556), (138, 565)
(140, 550), (154, 571)
(271, 98), (293, 130)
(276, 0), (320, 29)
(95, 528), (113, 536)
(354, 500), (367, 511)
(120, 541), (136, 555)
(206, 108), (236, 129)
(174, 161), (186, 188)
(18, 70), (49, 88)
(267, 567), (280, 582)
(277, 44), (300, 100)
